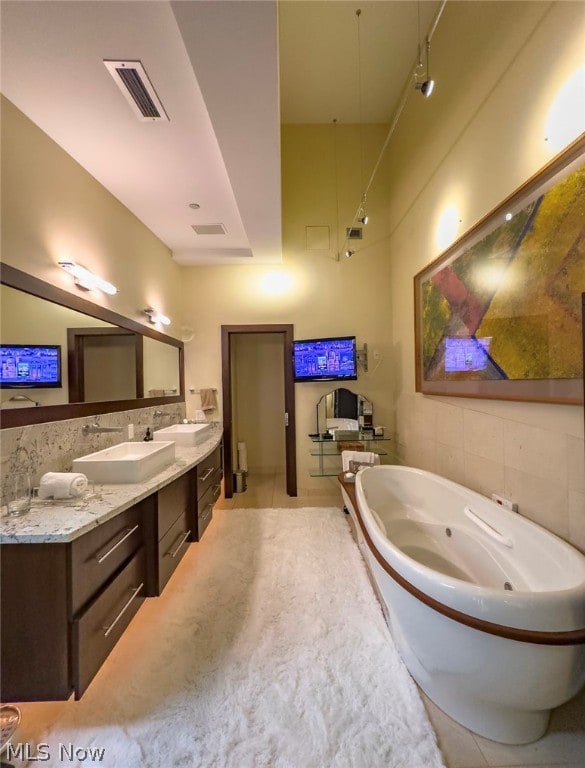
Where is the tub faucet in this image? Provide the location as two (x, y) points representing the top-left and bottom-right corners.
(82, 423), (123, 436)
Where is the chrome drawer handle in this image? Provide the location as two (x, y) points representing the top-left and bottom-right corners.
(212, 483), (221, 495)
(199, 467), (214, 482)
(96, 525), (140, 564)
(168, 530), (191, 559)
(200, 503), (213, 521)
(103, 583), (143, 637)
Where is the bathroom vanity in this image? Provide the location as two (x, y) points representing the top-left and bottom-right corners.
(0, 432), (222, 702)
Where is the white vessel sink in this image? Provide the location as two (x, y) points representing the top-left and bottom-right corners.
(72, 441), (176, 484)
(153, 422), (212, 446)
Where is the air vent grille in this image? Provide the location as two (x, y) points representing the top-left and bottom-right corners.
(191, 224), (227, 236)
(104, 60), (169, 122)
(346, 227), (363, 240)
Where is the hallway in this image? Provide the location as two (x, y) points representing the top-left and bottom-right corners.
(216, 471), (340, 510)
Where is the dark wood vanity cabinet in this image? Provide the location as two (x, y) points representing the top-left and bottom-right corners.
(0, 444), (223, 702)
(147, 471), (192, 596)
(1, 497), (152, 702)
(193, 443), (223, 541)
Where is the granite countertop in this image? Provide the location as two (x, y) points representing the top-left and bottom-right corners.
(0, 429), (223, 545)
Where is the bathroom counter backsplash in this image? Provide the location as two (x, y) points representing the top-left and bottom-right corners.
(0, 430), (222, 544)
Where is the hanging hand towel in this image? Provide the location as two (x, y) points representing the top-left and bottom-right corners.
(341, 450), (380, 472)
(38, 472), (89, 499)
(200, 388), (217, 411)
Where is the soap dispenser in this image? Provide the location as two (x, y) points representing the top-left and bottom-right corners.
(144, 427), (152, 442)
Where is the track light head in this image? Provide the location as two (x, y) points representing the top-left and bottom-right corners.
(358, 213), (369, 225)
(420, 79), (435, 97)
(415, 78), (435, 97)
(345, 249), (355, 258)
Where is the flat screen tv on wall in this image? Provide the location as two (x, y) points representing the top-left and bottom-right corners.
(0, 344), (62, 388)
(293, 336), (357, 382)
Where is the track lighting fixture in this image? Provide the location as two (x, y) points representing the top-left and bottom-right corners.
(415, 37), (435, 97)
(143, 307), (171, 326)
(345, 249), (355, 258)
(58, 260), (118, 295)
(357, 193), (369, 226)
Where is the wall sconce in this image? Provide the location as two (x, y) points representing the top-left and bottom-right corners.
(58, 260), (118, 295)
(143, 307), (171, 326)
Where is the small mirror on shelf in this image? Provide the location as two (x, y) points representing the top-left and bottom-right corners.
(316, 387), (373, 435)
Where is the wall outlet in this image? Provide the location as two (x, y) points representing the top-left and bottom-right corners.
(491, 493), (518, 512)
(127, 423), (134, 440)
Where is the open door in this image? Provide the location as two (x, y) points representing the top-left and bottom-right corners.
(221, 324), (296, 498)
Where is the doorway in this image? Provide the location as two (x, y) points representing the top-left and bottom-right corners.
(221, 324), (296, 498)
(67, 327), (142, 403)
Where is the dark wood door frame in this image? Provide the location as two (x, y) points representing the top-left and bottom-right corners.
(67, 327), (143, 403)
(221, 324), (297, 498)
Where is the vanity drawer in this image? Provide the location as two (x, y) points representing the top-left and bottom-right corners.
(196, 445), (222, 499)
(72, 548), (145, 699)
(70, 499), (150, 615)
(196, 478), (221, 541)
(157, 472), (190, 540)
(157, 511), (191, 593)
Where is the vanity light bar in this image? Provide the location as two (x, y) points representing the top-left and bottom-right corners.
(143, 307), (171, 326)
(58, 261), (118, 295)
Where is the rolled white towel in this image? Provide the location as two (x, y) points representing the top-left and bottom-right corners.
(38, 472), (89, 500)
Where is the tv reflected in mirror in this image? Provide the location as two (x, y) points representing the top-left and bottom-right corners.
(0, 344), (62, 388)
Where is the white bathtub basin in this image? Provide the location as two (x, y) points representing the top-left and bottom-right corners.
(72, 441), (175, 483)
(152, 422), (211, 446)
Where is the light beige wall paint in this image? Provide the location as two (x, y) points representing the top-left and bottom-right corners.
(232, 333), (285, 474)
(0, 284), (110, 406)
(181, 123), (395, 493)
(1, 96), (185, 336)
(383, 1), (585, 549)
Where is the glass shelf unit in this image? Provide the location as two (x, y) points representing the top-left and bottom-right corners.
(309, 433), (392, 477)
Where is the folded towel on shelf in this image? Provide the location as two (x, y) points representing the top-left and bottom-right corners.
(200, 388), (217, 411)
(38, 472), (89, 500)
(341, 450), (380, 472)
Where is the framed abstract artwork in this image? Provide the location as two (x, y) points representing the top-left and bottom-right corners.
(414, 135), (585, 404)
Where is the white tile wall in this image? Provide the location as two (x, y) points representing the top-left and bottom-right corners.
(394, 392), (585, 552)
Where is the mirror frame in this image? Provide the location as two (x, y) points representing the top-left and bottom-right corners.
(0, 264), (184, 428)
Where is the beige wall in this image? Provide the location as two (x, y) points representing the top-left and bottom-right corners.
(180, 123), (396, 494)
(382, 1), (585, 549)
(1, 96), (185, 334)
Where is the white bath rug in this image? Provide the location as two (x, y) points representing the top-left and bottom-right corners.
(15, 507), (445, 768)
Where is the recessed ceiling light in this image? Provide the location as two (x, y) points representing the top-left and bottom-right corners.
(188, 203), (200, 210)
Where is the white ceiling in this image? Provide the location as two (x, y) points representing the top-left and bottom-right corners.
(0, 0), (440, 266)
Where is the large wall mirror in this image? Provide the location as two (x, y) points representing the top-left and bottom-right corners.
(0, 264), (184, 428)
(316, 387), (373, 434)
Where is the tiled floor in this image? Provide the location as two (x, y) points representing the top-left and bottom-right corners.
(218, 471), (585, 768)
(216, 470), (341, 510)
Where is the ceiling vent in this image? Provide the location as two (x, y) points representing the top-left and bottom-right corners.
(104, 60), (169, 122)
(346, 227), (363, 240)
(191, 224), (227, 236)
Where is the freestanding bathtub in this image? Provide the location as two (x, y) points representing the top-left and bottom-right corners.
(340, 465), (585, 744)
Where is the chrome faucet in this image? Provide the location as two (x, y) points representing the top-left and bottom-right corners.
(82, 423), (123, 436)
